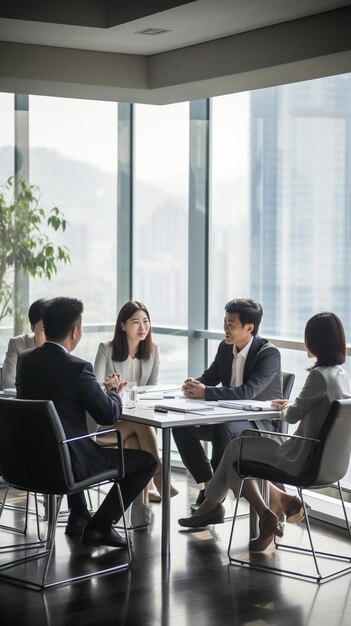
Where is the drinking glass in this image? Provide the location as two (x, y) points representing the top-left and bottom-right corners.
(123, 381), (137, 408)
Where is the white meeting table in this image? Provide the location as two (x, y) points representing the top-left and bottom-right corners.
(121, 403), (280, 558)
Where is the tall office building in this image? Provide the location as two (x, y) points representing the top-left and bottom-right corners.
(250, 74), (351, 338)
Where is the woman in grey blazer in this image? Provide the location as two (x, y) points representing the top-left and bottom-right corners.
(178, 312), (351, 551)
(94, 301), (177, 512)
(1, 299), (46, 389)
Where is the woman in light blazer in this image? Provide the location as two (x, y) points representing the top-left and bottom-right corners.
(2, 299), (46, 389)
(178, 312), (351, 551)
(94, 300), (177, 510)
(94, 301), (159, 387)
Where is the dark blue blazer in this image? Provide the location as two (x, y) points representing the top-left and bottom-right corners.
(16, 342), (122, 481)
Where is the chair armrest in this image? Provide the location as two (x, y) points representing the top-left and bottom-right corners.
(62, 428), (125, 477)
(63, 428), (119, 443)
(240, 429), (320, 443)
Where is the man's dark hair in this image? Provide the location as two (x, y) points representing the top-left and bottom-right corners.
(42, 297), (83, 341)
(28, 298), (46, 326)
(224, 298), (263, 336)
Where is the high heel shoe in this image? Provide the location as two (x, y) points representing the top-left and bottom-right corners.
(248, 509), (283, 552)
(171, 485), (179, 498)
(178, 503), (225, 528)
(153, 473), (179, 500)
(149, 486), (178, 502)
(148, 490), (162, 503)
(285, 496), (311, 524)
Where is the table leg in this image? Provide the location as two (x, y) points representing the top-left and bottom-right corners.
(161, 428), (171, 556)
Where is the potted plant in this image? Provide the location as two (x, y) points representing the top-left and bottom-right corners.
(0, 176), (71, 334)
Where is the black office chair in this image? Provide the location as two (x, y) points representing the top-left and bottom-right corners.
(0, 397), (131, 590)
(228, 399), (351, 582)
(282, 371), (295, 401)
(280, 371), (295, 438)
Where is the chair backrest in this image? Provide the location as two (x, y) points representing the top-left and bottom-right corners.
(282, 371), (295, 400)
(313, 398), (351, 486)
(0, 397), (76, 494)
(278, 371), (295, 435)
(239, 398), (351, 488)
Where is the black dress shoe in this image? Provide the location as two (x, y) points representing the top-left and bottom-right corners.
(178, 503), (225, 528)
(81, 526), (128, 548)
(65, 511), (92, 536)
(190, 488), (206, 512)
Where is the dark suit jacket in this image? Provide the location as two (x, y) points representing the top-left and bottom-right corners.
(16, 342), (123, 481)
(199, 335), (282, 431)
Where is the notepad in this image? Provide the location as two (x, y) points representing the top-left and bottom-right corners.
(154, 399), (215, 414)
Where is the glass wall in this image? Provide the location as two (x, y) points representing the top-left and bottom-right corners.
(28, 95), (118, 325)
(210, 74), (351, 340)
(0, 93), (14, 182)
(209, 93), (251, 329)
(0, 93), (15, 345)
(134, 103), (189, 328)
(1, 72), (351, 510)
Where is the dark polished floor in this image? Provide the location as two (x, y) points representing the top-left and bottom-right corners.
(0, 474), (350, 626)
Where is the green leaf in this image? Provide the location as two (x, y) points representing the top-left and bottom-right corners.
(0, 176), (71, 325)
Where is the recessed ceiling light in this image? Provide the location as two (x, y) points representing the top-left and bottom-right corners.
(134, 28), (172, 36)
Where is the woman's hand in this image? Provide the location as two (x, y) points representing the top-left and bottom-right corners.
(271, 399), (291, 411)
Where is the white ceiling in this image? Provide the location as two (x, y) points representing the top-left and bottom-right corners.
(0, 0), (350, 104)
(0, 0), (349, 56)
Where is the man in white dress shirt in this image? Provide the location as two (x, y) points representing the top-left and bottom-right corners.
(173, 298), (282, 510)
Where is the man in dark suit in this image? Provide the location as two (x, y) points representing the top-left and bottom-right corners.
(16, 297), (156, 548)
(173, 299), (282, 510)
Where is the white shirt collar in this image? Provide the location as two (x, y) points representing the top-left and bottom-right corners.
(233, 336), (254, 359)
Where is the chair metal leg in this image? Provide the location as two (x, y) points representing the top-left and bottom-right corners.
(337, 481), (351, 540)
(44, 484), (132, 588)
(33, 493), (47, 542)
(227, 479), (244, 562)
(228, 483), (351, 583)
(86, 488), (93, 512)
(0, 487), (46, 542)
(0, 488), (30, 534)
(0, 482), (132, 590)
(274, 487), (351, 582)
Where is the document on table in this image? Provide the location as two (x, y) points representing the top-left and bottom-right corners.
(137, 384), (182, 394)
(154, 398), (221, 414)
(153, 398), (243, 416)
(218, 399), (275, 411)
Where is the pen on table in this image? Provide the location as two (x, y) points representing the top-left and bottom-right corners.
(155, 407), (168, 413)
(243, 405), (262, 412)
(163, 395), (175, 399)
